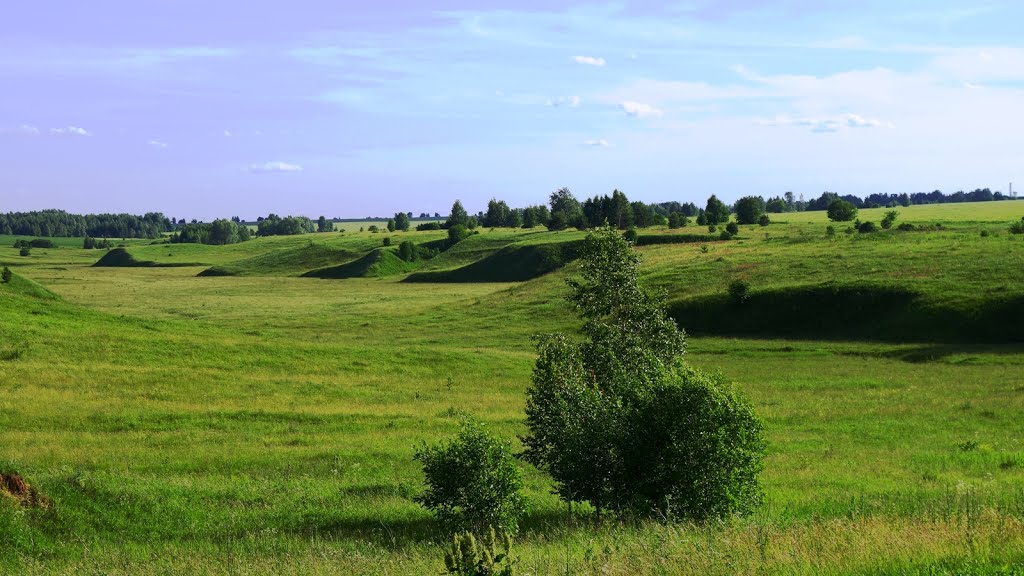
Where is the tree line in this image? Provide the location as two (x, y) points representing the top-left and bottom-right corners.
(0, 210), (173, 238)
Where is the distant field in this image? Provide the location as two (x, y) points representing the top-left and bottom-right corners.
(2, 201), (1024, 574)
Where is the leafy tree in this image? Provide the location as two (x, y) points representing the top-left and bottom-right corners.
(446, 200), (471, 229)
(631, 201), (656, 228)
(448, 224), (471, 246)
(317, 216), (332, 233)
(827, 199), (858, 222)
(765, 196), (787, 213)
(704, 195), (730, 225)
(398, 240), (417, 262)
(881, 210), (899, 230)
(726, 222), (739, 235)
(667, 212), (687, 229)
(1, 266), (11, 283)
(523, 225), (765, 519)
(696, 210), (707, 226)
(256, 214), (314, 236)
(547, 188), (585, 231)
(758, 214), (771, 226)
(394, 212), (411, 231)
(733, 196), (765, 225)
(387, 219), (396, 233)
(483, 199), (513, 228)
(414, 420), (526, 535)
(521, 205), (550, 229)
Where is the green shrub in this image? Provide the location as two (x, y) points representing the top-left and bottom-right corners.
(708, 225), (717, 233)
(623, 228), (638, 243)
(19, 247), (31, 257)
(826, 225), (836, 237)
(758, 214), (770, 226)
(414, 420), (526, 535)
(443, 528), (515, 576)
(858, 221), (878, 233)
(719, 230), (733, 241)
(1010, 217), (1024, 235)
(382, 237), (392, 246)
(1, 267), (11, 284)
(417, 221), (442, 231)
(368, 225), (379, 233)
(827, 199), (858, 222)
(881, 210), (899, 230)
(728, 279), (749, 305)
(448, 224), (471, 246)
(725, 222), (739, 235)
(398, 240), (417, 262)
(897, 222), (916, 232)
(980, 230), (990, 238)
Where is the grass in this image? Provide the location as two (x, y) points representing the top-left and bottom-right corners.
(1, 201), (1024, 573)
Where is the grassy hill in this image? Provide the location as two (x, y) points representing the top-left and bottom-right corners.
(2, 201), (1024, 574)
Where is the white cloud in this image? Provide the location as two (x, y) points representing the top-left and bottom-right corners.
(148, 139), (168, 148)
(759, 113), (894, 133)
(546, 95), (581, 108)
(50, 126), (91, 136)
(248, 161), (303, 173)
(0, 124), (41, 136)
(620, 101), (663, 118)
(223, 129), (232, 137)
(574, 55), (606, 67)
(582, 139), (611, 148)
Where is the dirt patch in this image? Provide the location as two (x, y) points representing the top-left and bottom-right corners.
(0, 472), (50, 509)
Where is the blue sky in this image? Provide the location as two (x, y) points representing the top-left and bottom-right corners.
(3, 1), (1023, 220)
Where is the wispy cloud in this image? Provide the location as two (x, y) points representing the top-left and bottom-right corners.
(50, 126), (91, 136)
(759, 113), (894, 133)
(148, 139), (168, 148)
(248, 161), (303, 173)
(574, 55), (606, 67)
(620, 101), (663, 118)
(546, 95), (581, 108)
(0, 124), (42, 136)
(582, 139), (611, 148)
(223, 130), (232, 137)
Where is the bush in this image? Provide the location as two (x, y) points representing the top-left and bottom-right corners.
(733, 196), (764, 225)
(881, 210), (899, 230)
(398, 240), (418, 262)
(897, 222), (916, 232)
(708, 225), (716, 233)
(448, 224), (472, 246)
(623, 228), (638, 243)
(827, 199), (858, 222)
(383, 237), (392, 246)
(728, 279), (749, 305)
(19, 247), (31, 257)
(826, 225), (836, 237)
(1010, 217), (1024, 235)
(414, 420), (526, 535)
(417, 222), (443, 231)
(980, 230), (990, 238)
(523, 225), (765, 520)
(725, 222), (739, 235)
(858, 221), (878, 233)
(758, 214), (770, 227)
(368, 225), (379, 233)
(1, 267), (11, 283)
(719, 230), (733, 241)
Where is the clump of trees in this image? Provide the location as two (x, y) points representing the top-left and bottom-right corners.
(13, 239), (55, 249)
(0, 210), (172, 238)
(733, 196), (765, 225)
(522, 225), (765, 519)
(256, 214), (314, 237)
(83, 237), (113, 249)
(171, 219), (252, 245)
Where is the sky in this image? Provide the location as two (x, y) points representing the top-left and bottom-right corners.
(3, 1), (1024, 220)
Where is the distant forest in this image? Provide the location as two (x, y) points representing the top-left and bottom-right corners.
(2, 187), (1017, 240)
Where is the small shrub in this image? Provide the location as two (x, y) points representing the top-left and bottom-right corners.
(858, 221), (878, 233)
(845, 227), (855, 235)
(881, 210), (899, 230)
(448, 224), (472, 246)
(414, 420), (526, 535)
(827, 199), (858, 222)
(700, 244), (709, 253)
(368, 225), (379, 233)
(719, 230), (733, 241)
(708, 225), (717, 233)
(980, 230), (990, 237)
(417, 222), (443, 231)
(758, 214), (770, 227)
(725, 222), (739, 235)
(383, 237), (392, 246)
(623, 228), (638, 244)
(1, 267), (11, 283)
(897, 222), (916, 232)
(728, 279), (749, 305)
(442, 528), (515, 576)
(398, 240), (417, 262)
(1010, 217), (1024, 235)
(825, 225), (836, 237)
(19, 247), (31, 257)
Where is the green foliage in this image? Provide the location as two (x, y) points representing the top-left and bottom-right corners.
(368, 225), (379, 233)
(826, 225), (836, 237)
(758, 214), (771, 227)
(704, 195), (730, 225)
(19, 247), (31, 257)
(858, 221), (879, 233)
(414, 420), (526, 535)
(726, 222), (739, 235)
(387, 219), (396, 233)
(547, 188), (585, 231)
(719, 230), (733, 241)
(827, 199), (858, 222)
(668, 211), (688, 229)
(394, 212), (411, 231)
(442, 528), (515, 576)
(417, 221), (442, 231)
(1, 267), (11, 284)
(398, 240), (417, 262)
(256, 214), (314, 237)
(1010, 217), (1024, 234)
(446, 200), (471, 229)
(448, 224), (472, 246)
(83, 236), (113, 249)
(733, 196), (765, 225)
(383, 237), (392, 246)
(523, 225), (765, 519)
(728, 279), (750, 305)
(623, 228), (638, 244)
(708, 225), (717, 233)
(14, 238), (56, 249)
(881, 210), (899, 230)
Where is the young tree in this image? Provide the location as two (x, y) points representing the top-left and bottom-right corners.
(317, 216), (332, 233)
(523, 225), (765, 519)
(445, 200), (470, 229)
(548, 188), (585, 231)
(704, 195), (730, 225)
(387, 219), (396, 232)
(881, 210), (899, 229)
(733, 196), (765, 225)
(1, 266), (12, 283)
(827, 199), (858, 222)
(394, 212), (411, 231)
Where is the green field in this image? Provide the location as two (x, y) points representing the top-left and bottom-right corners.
(3, 202), (1024, 574)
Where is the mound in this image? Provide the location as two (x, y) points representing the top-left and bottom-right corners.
(303, 248), (417, 279)
(668, 282), (1024, 343)
(404, 240), (582, 283)
(0, 472), (49, 509)
(0, 269), (59, 300)
(198, 243), (362, 277)
(93, 247), (157, 267)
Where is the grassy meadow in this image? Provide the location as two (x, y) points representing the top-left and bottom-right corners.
(2, 202), (1024, 574)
